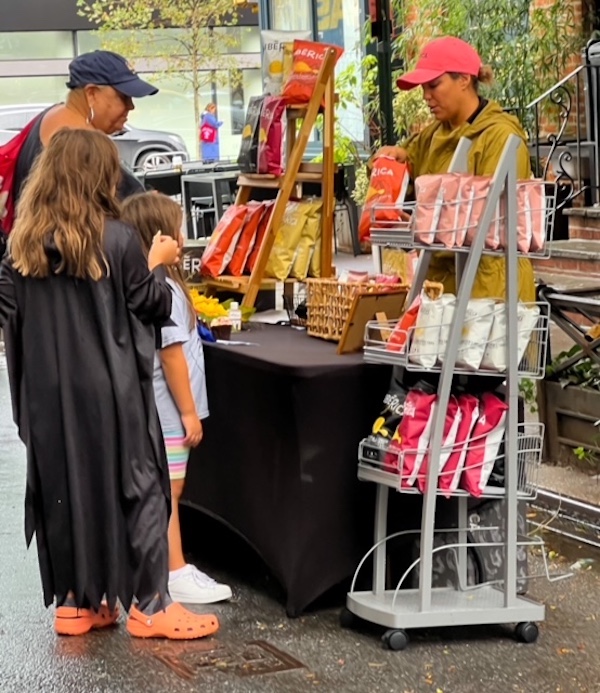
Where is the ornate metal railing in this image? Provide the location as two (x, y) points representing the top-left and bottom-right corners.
(523, 41), (600, 210)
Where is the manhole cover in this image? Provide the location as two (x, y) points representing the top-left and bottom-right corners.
(151, 639), (306, 679)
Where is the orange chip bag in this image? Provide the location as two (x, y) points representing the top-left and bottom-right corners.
(359, 156), (410, 242)
(200, 204), (248, 278)
(245, 200), (275, 274)
(282, 40), (344, 104)
(227, 202), (266, 277)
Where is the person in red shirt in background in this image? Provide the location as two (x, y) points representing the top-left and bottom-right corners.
(200, 103), (223, 163)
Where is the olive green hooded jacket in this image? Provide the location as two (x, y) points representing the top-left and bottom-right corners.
(404, 100), (535, 302)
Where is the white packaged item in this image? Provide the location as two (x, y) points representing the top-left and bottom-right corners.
(261, 29), (312, 95)
(409, 294), (446, 369)
(436, 294), (457, 363)
(229, 302), (242, 333)
(480, 303), (541, 372)
(455, 298), (495, 370)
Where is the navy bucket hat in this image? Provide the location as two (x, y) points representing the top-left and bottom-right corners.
(66, 50), (159, 98)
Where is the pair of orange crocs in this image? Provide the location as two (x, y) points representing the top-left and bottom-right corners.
(54, 603), (120, 636)
(55, 602), (219, 640)
(127, 603), (219, 640)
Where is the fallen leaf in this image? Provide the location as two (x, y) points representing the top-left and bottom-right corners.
(548, 550), (559, 560)
(425, 673), (434, 685)
(557, 647), (575, 655)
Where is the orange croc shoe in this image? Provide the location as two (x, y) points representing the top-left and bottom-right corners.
(126, 602), (219, 640)
(55, 604), (120, 636)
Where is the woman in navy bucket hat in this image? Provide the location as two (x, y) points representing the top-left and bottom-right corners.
(12, 50), (160, 207)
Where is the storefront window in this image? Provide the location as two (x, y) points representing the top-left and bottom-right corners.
(0, 32), (73, 60)
(128, 69), (262, 161)
(270, 0), (312, 31)
(0, 75), (67, 109)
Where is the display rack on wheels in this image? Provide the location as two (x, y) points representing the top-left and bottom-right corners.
(342, 135), (563, 650)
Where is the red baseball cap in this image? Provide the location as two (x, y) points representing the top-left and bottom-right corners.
(396, 37), (482, 91)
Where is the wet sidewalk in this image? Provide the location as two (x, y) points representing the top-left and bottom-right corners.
(1, 369), (599, 693)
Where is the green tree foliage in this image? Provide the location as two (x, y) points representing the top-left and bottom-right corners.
(77, 0), (241, 156)
(392, 0), (588, 124)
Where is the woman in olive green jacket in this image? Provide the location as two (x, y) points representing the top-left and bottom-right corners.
(380, 36), (535, 302)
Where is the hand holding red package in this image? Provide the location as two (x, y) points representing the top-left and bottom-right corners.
(359, 156), (410, 242)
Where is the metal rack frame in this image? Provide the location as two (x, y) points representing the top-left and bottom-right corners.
(345, 136), (550, 649)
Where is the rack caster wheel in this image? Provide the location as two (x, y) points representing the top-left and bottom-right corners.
(339, 607), (356, 629)
(515, 622), (539, 643)
(382, 629), (409, 651)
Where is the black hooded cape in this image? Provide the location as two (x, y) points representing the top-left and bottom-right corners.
(0, 220), (172, 611)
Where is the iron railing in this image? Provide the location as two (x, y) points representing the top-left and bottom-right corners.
(524, 40), (600, 210)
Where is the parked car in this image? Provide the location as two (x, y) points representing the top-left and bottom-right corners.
(0, 104), (189, 170)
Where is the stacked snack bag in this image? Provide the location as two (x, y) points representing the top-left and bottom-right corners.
(200, 198), (325, 281)
(384, 282), (540, 374)
(411, 173), (548, 253)
(237, 37), (344, 176)
(367, 381), (510, 498)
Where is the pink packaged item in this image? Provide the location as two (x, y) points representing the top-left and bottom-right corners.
(516, 180), (547, 253)
(463, 176), (493, 247)
(438, 394), (479, 497)
(454, 174), (474, 246)
(413, 175), (443, 245)
(417, 395), (462, 493)
(258, 96), (286, 175)
(383, 388), (437, 485)
(461, 393), (508, 497)
(436, 173), (462, 247)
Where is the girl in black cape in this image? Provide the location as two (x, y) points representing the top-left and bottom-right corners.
(0, 129), (219, 640)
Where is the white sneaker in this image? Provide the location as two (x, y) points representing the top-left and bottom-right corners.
(168, 565), (232, 604)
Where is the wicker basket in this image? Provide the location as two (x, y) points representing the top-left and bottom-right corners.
(305, 278), (407, 343)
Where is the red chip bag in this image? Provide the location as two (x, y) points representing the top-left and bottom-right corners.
(438, 394), (479, 497)
(383, 387), (437, 482)
(282, 40), (344, 105)
(417, 395), (462, 493)
(258, 96), (286, 176)
(245, 201), (275, 274)
(386, 296), (420, 353)
(359, 156), (410, 242)
(200, 204), (248, 278)
(461, 393), (508, 497)
(227, 202), (265, 276)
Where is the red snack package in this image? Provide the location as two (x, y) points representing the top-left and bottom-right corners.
(282, 39), (344, 105)
(245, 201), (275, 274)
(227, 202), (265, 276)
(258, 96), (286, 175)
(359, 156), (410, 242)
(383, 387), (437, 483)
(385, 296), (420, 353)
(200, 204), (248, 278)
(438, 394), (479, 497)
(461, 393), (508, 497)
(417, 395), (462, 493)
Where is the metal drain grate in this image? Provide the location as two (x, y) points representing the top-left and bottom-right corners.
(151, 639), (306, 679)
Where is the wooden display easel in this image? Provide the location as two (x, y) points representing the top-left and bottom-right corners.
(204, 47), (338, 309)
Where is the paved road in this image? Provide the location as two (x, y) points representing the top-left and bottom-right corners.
(0, 367), (599, 693)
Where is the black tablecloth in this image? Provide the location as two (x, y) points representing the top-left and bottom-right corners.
(182, 324), (392, 616)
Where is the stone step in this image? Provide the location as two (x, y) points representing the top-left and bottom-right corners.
(532, 239), (600, 278)
(564, 206), (600, 240)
